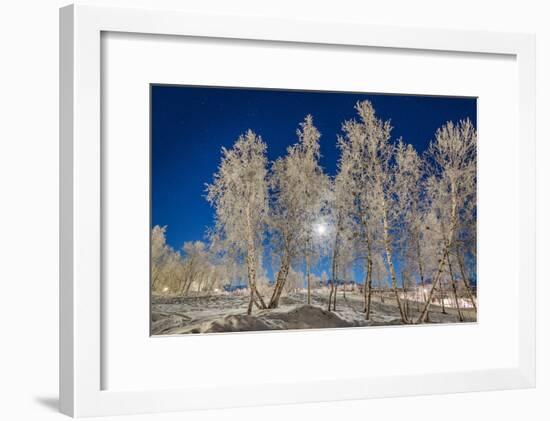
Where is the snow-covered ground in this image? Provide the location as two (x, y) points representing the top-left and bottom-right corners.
(151, 291), (476, 335)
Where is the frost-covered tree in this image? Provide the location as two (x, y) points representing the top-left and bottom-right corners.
(282, 266), (303, 294)
(178, 241), (208, 295)
(267, 132), (307, 308)
(393, 140), (427, 311)
(151, 225), (170, 290)
(296, 116), (331, 305)
(357, 101), (411, 322)
(339, 101), (410, 322)
(452, 162), (477, 310)
(151, 226), (229, 296)
(337, 118), (380, 318)
(269, 115), (329, 307)
(151, 225), (187, 294)
(159, 251), (186, 294)
(417, 119), (477, 322)
(372, 253), (387, 303)
(326, 174), (356, 312)
(206, 130), (269, 314)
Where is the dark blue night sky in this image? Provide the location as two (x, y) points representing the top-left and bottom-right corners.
(151, 85), (476, 282)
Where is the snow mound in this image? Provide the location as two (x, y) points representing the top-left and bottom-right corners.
(173, 305), (356, 334)
(192, 314), (278, 333)
(262, 305), (353, 330)
(151, 312), (191, 334)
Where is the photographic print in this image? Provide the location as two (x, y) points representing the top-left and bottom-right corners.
(150, 85), (477, 335)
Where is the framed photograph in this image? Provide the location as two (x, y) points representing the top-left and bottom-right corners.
(60, 3), (535, 417)
(150, 85), (478, 335)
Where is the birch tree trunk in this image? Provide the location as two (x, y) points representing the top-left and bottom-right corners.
(416, 180), (459, 323)
(268, 251), (291, 308)
(182, 275), (193, 296)
(365, 268), (372, 320)
(364, 234), (373, 320)
(455, 244), (477, 311)
(182, 261), (196, 296)
(402, 271), (410, 320)
(245, 206), (266, 314)
(333, 282), (338, 311)
(328, 280), (334, 311)
(445, 252), (464, 321)
(152, 270), (162, 291)
(361, 217), (374, 320)
(440, 282), (447, 314)
(415, 233), (430, 322)
(381, 197), (408, 323)
(306, 249), (311, 305)
(329, 241), (338, 312)
(245, 242), (257, 315)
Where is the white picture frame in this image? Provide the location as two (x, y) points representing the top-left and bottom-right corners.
(59, 3), (535, 417)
